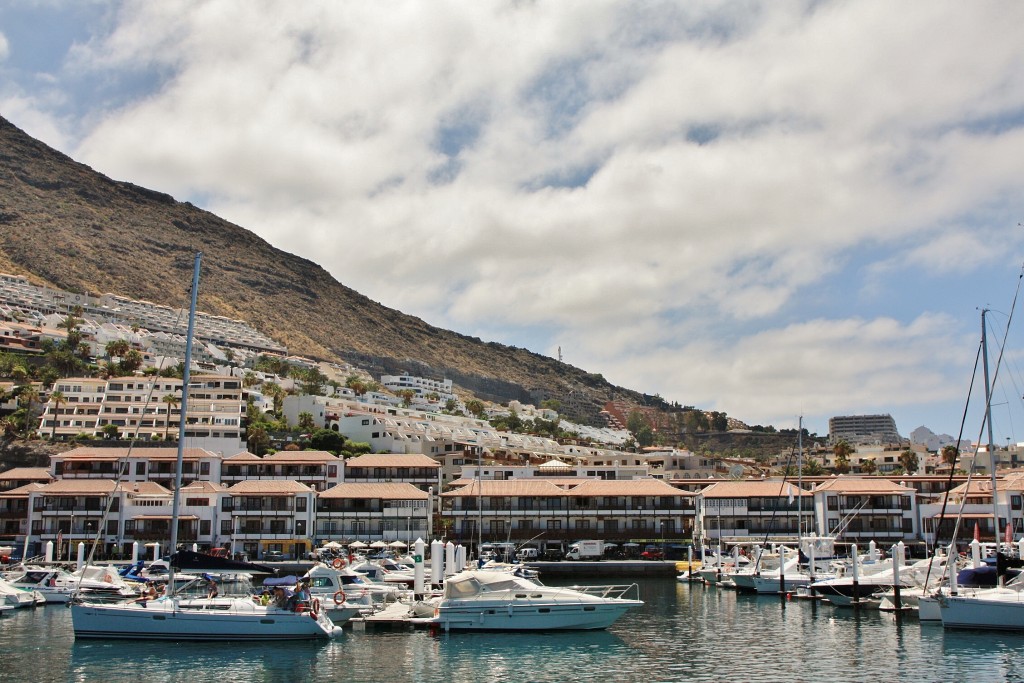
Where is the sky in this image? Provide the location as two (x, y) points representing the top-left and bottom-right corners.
(3, 1), (1024, 442)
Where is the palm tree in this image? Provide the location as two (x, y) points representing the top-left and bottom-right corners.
(17, 384), (39, 438)
(161, 393), (180, 440)
(898, 449), (919, 474)
(860, 457), (877, 474)
(48, 390), (65, 440)
(941, 444), (959, 467)
(248, 423), (270, 456)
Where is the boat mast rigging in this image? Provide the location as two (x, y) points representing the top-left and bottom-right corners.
(167, 252), (201, 593)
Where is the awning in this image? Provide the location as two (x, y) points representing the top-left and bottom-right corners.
(931, 513), (994, 519)
(258, 539), (311, 548)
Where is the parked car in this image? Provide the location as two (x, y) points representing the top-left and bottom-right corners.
(264, 550), (284, 561)
(640, 546), (664, 561)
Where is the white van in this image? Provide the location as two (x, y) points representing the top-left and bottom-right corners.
(516, 547), (539, 561)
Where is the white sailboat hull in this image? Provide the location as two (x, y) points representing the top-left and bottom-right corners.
(939, 591), (1024, 630)
(71, 598), (341, 640)
(433, 600), (639, 631)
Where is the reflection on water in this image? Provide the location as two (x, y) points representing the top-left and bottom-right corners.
(4, 580), (1024, 682)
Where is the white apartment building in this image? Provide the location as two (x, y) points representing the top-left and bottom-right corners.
(380, 374), (455, 401)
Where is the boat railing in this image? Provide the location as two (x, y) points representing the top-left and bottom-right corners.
(567, 583), (641, 601)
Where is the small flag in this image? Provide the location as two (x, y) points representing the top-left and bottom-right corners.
(56, 530), (63, 553)
(1006, 522), (1013, 545)
(787, 486), (794, 505)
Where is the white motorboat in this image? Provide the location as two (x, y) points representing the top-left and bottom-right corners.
(0, 576), (43, 608)
(4, 566), (79, 604)
(428, 569), (642, 631)
(349, 559), (415, 587)
(71, 254), (341, 641)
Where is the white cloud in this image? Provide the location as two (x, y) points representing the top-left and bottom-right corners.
(10, 0), (1024, 436)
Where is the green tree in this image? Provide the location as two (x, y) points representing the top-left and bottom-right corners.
(801, 458), (824, 476)
(298, 411), (317, 433)
(310, 428), (346, 453)
(710, 411), (728, 432)
(941, 444), (959, 467)
(247, 423), (270, 456)
(17, 384), (39, 438)
(465, 400), (486, 419)
(898, 449), (919, 474)
(398, 389), (415, 407)
(833, 440), (853, 473)
(105, 339), (131, 362)
(162, 393), (180, 440)
(102, 423), (121, 440)
(444, 398), (458, 413)
(860, 458), (877, 474)
(47, 390), (65, 439)
(118, 349), (144, 375)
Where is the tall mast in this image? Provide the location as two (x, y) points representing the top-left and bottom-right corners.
(797, 416), (803, 540)
(168, 252), (201, 593)
(981, 309), (999, 544)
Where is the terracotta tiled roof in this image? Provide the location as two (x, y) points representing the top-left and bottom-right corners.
(0, 482), (47, 497)
(0, 467), (53, 480)
(698, 480), (811, 498)
(344, 454), (440, 468)
(813, 476), (913, 494)
(260, 450), (341, 463)
(227, 480), (313, 495)
(223, 451), (261, 461)
(319, 483), (429, 500)
(181, 480), (229, 493)
(56, 447), (218, 461)
(36, 479), (119, 495)
(441, 480), (567, 497)
(566, 479), (692, 496)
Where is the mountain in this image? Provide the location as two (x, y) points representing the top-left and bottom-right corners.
(0, 116), (666, 425)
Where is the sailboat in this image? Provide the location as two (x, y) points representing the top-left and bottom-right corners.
(71, 254), (342, 640)
(937, 305), (1024, 630)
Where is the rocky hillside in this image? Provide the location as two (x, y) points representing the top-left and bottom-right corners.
(0, 116), (671, 425)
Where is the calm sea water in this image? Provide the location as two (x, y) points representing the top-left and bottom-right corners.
(3, 579), (1024, 683)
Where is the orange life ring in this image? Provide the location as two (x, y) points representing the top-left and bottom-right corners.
(333, 590), (346, 605)
(311, 597), (321, 617)
(332, 558), (344, 569)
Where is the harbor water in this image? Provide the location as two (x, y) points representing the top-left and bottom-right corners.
(3, 578), (1023, 682)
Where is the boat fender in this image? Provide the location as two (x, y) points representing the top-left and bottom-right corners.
(332, 558), (344, 569)
(333, 590), (346, 605)
(311, 597), (321, 618)
(103, 573), (113, 583)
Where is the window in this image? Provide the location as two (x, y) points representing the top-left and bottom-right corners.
(222, 498), (232, 512)
(296, 498), (307, 512)
(185, 498), (209, 507)
(200, 462), (210, 476)
(575, 520), (591, 530)
(200, 520), (211, 535)
(546, 520), (562, 530)
(220, 520), (232, 534)
(136, 462), (146, 475)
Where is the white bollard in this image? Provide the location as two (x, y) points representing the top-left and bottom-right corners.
(455, 544), (466, 572)
(45, 540), (53, 563)
(192, 543), (198, 553)
(444, 541), (456, 576)
(868, 540), (878, 562)
(970, 538), (982, 569)
(413, 538), (425, 595)
(151, 543), (160, 561)
(77, 542), (85, 570)
(430, 539), (443, 586)
(131, 541), (140, 563)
